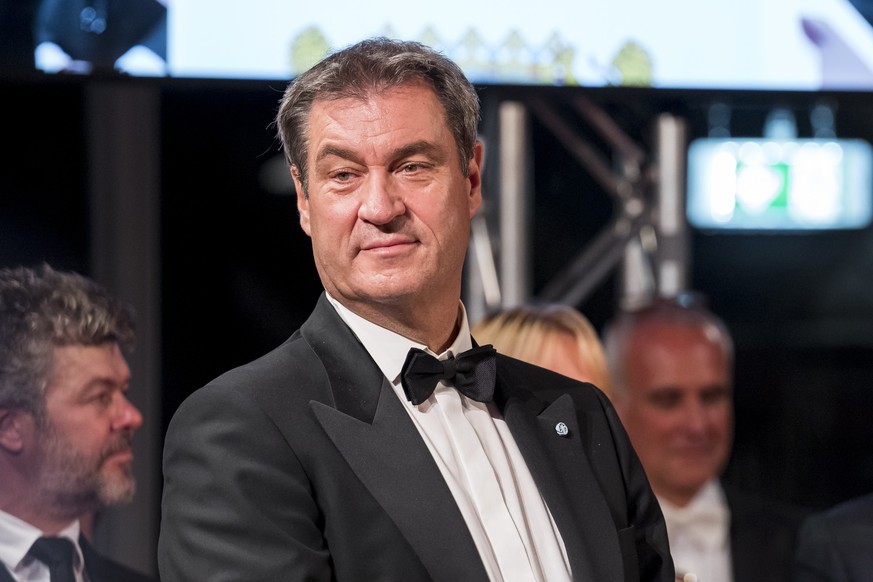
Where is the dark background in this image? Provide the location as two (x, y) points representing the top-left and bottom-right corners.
(3, 71), (873, 520)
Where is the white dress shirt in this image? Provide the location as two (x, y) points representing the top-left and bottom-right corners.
(659, 479), (733, 582)
(326, 294), (572, 582)
(0, 510), (86, 582)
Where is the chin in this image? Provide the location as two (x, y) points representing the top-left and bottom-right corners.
(356, 283), (428, 304)
(681, 474), (717, 492)
(97, 473), (136, 506)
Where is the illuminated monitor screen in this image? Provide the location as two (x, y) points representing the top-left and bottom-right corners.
(11, 0), (873, 90)
(687, 137), (873, 231)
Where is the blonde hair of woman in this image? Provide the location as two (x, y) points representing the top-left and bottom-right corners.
(472, 304), (613, 398)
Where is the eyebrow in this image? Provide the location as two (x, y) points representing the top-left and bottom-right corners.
(80, 376), (130, 393)
(314, 140), (448, 167)
(390, 140), (447, 165)
(315, 145), (362, 166)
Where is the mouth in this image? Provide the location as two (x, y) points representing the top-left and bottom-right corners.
(673, 446), (716, 461)
(102, 437), (135, 465)
(359, 238), (417, 255)
(104, 449), (134, 464)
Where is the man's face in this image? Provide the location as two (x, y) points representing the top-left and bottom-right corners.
(615, 322), (733, 506)
(35, 343), (143, 515)
(293, 83), (482, 316)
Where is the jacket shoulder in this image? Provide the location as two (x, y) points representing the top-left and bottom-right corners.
(494, 353), (610, 410)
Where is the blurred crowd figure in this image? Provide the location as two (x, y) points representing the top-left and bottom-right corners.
(791, 491), (873, 582)
(0, 264), (154, 581)
(471, 303), (612, 398)
(603, 294), (804, 582)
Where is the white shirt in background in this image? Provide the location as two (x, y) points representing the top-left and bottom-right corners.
(659, 479), (733, 582)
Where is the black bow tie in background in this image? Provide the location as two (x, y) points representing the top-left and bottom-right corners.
(401, 345), (497, 405)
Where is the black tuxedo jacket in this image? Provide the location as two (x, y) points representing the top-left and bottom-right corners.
(0, 535), (155, 582)
(725, 484), (805, 582)
(159, 294), (673, 581)
(791, 492), (873, 582)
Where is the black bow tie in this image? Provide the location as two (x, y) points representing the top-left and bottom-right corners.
(400, 344), (497, 405)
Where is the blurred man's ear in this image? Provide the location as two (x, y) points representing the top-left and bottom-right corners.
(0, 408), (28, 454)
(291, 166), (312, 237)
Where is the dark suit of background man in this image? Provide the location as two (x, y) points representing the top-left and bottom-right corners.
(158, 37), (674, 582)
(0, 264), (154, 582)
(792, 492), (873, 582)
(603, 295), (804, 582)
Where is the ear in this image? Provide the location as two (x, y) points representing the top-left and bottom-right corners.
(0, 408), (28, 454)
(467, 141), (484, 217)
(291, 165), (312, 237)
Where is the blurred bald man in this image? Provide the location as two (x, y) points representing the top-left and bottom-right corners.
(604, 295), (804, 582)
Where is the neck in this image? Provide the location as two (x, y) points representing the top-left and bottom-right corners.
(335, 294), (462, 353)
(0, 494), (78, 536)
(1, 462), (89, 535)
(654, 484), (703, 509)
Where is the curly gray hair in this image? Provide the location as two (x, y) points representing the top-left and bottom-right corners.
(0, 264), (135, 418)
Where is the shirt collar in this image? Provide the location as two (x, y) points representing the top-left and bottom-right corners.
(0, 509), (84, 576)
(325, 292), (473, 385)
(658, 479), (730, 550)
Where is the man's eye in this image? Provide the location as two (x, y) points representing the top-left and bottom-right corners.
(93, 391), (113, 406)
(649, 392), (681, 409)
(332, 171), (353, 181)
(400, 163), (424, 173)
(702, 387), (730, 406)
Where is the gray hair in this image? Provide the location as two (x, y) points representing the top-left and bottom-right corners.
(276, 37), (480, 195)
(0, 264), (135, 418)
(603, 294), (734, 399)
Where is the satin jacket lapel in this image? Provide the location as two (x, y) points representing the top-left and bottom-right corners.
(0, 565), (13, 582)
(502, 389), (625, 582)
(303, 295), (488, 581)
(301, 295), (385, 422)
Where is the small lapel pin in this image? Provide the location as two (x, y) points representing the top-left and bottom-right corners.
(555, 422), (569, 437)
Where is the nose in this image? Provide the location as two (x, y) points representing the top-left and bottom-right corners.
(357, 172), (405, 225)
(683, 399), (710, 435)
(113, 394), (144, 432)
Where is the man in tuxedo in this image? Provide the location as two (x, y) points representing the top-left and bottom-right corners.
(0, 264), (154, 582)
(158, 37), (674, 581)
(604, 295), (803, 582)
(792, 492), (873, 582)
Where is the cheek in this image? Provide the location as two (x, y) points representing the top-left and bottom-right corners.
(635, 411), (687, 449)
(623, 410), (660, 445)
(431, 208), (471, 255)
(631, 407), (672, 432)
(714, 424), (733, 449)
(309, 204), (353, 246)
(706, 406), (732, 432)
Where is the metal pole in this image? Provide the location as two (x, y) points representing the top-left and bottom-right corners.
(498, 101), (531, 308)
(653, 113), (689, 298)
(85, 81), (161, 577)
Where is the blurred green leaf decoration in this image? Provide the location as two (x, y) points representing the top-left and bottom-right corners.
(612, 40), (653, 87)
(291, 27), (330, 75)
(289, 25), (578, 85)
